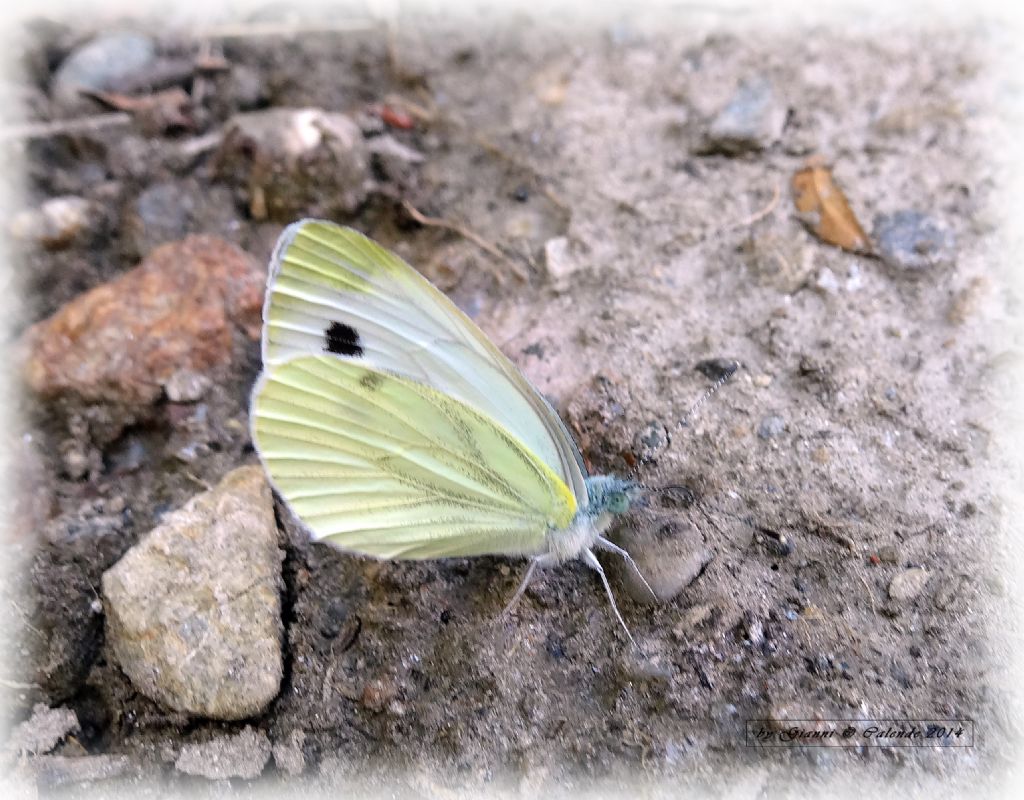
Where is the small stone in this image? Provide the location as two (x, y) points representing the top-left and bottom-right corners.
(271, 729), (306, 776)
(757, 414), (786, 439)
(752, 373), (773, 388)
(700, 78), (787, 155)
(633, 420), (669, 461)
(4, 704), (79, 755)
(543, 236), (578, 291)
(815, 267), (841, 294)
(933, 576), (964, 610)
(21, 236), (263, 411)
(163, 369), (212, 403)
(872, 211), (955, 276)
(216, 108), (369, 221)
(694, 358), (739, 381)
(616, 518), (711, 604)
(101, 466), (284, 719)
(9, 196), (96, 250)
(125, 182), (194, 256)
(876, 544), (901, 564)
(360, 678), (398, 713)
(174, 726), (271, 780)
(51, 32), (157, 111)
(888, 567), (930, 602)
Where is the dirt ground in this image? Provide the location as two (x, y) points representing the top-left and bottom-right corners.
(3, 3), (1024, 797)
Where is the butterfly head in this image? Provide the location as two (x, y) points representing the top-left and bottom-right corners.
(585, 475), (642, 517)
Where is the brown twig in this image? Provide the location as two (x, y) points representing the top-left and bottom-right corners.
(401, 200), (529, 282)
(0, 112), (132, 142)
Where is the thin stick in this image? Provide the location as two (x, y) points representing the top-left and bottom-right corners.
(0, 113), (131, 142)
(401, 200), (529, 282)
(732, 182), (781, 229)
(200, 20), (377, 39)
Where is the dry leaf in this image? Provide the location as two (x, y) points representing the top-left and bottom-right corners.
(791, 157), (871, 253)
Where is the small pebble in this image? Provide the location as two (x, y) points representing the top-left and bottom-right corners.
(694, 358), (739, 381)
(700, 78), (787, 155)
(633, 420), (670, 461)
(543, 236), (577, 291)
(126, 182), (194, 256)
(752, 373), (773, 388)
(872, 211), (955, 276)
(876, 544), (901, 564)
(757, 414), (786, 439)
(9, 196), (96, 250)
(887, 567), (930, 602)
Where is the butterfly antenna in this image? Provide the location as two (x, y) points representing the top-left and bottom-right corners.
(582, 549), (642, 651)
(681, 360), (739, 428)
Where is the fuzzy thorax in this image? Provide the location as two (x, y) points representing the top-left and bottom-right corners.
(544, 475), (639, 563)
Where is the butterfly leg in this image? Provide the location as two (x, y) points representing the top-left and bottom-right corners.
(594, 536), (658, 603)
(501, 554), (558, 618)
(582, 549), (640, 650)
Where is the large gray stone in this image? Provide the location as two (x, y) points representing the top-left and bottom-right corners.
(102, 466), (284, 719)
(51, 32), (157, 111)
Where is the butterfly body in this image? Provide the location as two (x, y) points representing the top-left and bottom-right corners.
(250, 220), (650, 643)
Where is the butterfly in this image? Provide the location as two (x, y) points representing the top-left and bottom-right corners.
(249, 220), (655, 645)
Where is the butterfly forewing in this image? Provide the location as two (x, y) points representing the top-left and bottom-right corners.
(259, 220), (590, 508)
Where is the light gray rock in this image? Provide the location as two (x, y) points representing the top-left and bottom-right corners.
(174, 726), (271, 780)
(102, 465), (284, 719)
(615, 517), (711, 604)
(757, 414), (786, 439)
(701, 78), (787, 155)
(4, 704), (79, 755)
(888, 567), (930, 602)
(51, 32), (157, 111)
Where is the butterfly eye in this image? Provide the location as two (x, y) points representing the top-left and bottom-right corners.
(608, 491), (630, 515)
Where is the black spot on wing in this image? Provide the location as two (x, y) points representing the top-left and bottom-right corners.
(325, 321), (363, 356)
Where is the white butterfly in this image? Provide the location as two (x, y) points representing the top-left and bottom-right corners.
(249, 220), (653, 644)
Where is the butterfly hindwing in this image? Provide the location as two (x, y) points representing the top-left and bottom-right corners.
(252, 355), (577, 559)
(260, 220), (590, 508)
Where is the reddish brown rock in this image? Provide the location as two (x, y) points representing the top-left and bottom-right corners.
(21, 236), (263, 407)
